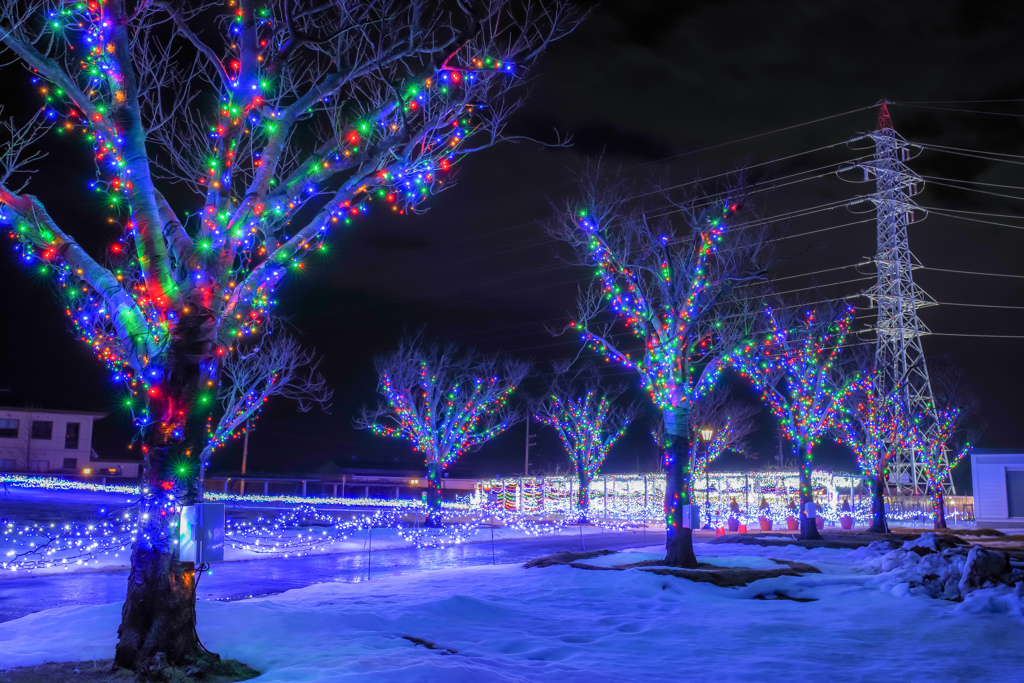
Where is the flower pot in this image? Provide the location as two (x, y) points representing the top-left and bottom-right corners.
(786, 516), (798, 530)
(759, 517), (772, 532)
(738, 524), (748, 534)
(840, 515), (853, 530)
(816, 516), (825, 531)
(727, 517), (740, 532)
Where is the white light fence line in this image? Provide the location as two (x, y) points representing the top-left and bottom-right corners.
(1, 472), (977, 572)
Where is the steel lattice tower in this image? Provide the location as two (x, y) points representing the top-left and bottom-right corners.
(858, 103), (951, 494)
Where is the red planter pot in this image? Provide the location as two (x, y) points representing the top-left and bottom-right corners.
(816, 516), (825, 531)
(759, 517), (772, 532)
(786, 517), (798, 530)
(727, 517), (740, 532)
(840, 515), (853, 530)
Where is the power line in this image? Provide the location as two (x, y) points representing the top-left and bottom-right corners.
(894, 103), (1024, 118)
(919, 174), (1024, 192)
(622, 104), (877, 170)
(927, 332), (1024, 339)
(922, 178), (1024, 203)
(920, 142), (1024, 161)
(893, 98), (1024, 105)
(919, 205), (1024, 221)
(926, 209), (1024, 231)
(769, 263), (864, 282)
(322, 148), (872, 296)
(736, 276), (874, 302)
(933, 301), (1024, 310)
(768, 217), (875, 243)
(918, 144), (1024, 167)
(920, 266), (1024, 279)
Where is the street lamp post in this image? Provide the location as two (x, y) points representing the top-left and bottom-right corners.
(699, 427), (714, 528)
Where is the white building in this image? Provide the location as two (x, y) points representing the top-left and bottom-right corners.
(971, 449), (1024, 530)
(0, 390), (140, 478)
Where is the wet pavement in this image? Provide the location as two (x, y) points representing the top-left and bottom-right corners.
(0, 528), (665, 623)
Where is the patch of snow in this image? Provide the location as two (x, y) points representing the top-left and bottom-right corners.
(3, 544), (1024, 680)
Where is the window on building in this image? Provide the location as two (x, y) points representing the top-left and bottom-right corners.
(65, 422), (80, 449)
(63, 457), (77, 469)
(31, 421), (53, 440)
(0, 418), (17, 438)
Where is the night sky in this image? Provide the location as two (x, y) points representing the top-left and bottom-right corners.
(2, 1), (1023, 492)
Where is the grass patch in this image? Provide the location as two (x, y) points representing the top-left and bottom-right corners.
(525, 549), (822, 588)
(628, 560), (821, 587)
(401, 636), (458, 655)
(948, 528), (1005, 537)
(0, 658), (260, 683)
(708, 532), (905, 550)
(524, 549), (617, 568)
(753, 591), (818, 602)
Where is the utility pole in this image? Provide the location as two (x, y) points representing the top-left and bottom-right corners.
(524, 421), (536, 477)
(851, 102), (950, 495)
(25, 410), (32, 472)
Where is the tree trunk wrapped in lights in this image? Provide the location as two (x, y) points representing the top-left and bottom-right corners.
(0, 0), (578, 672)
(358, 336), (529, 527)
(550, 173), (768, 567)
(830, 371), (909, 534)
(728, 304), (861, 541)
(534, 363), (636, 523)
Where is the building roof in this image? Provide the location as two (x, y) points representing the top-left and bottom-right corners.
(0, 389), (108, 418)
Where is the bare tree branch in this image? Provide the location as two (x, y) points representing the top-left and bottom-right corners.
(201, 329), (332, 469)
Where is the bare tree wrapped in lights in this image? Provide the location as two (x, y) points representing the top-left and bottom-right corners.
(0, 0), (578, 671)
(728, 303), (861, 540)
(551, 172), (768, 567)
(830, 367), (909, 534)
(534, 363), (638, 522)
(688, 392), (759, 481)
(199, 331), (332, 483)
(358, 336), (529, 527)
(914, 406), (973, 529)
(910, 366), (980, 529)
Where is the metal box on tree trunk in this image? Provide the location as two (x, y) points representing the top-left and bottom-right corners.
(681, 504), (701, 529)
(179, 503), (225, 563)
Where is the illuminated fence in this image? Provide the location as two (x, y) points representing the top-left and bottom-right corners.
(475, 471), (975, 526)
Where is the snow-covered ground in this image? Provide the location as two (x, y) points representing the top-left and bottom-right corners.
(2, 539), (1022, 681)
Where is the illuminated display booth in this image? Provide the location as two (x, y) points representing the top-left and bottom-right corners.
(474, 469), (972, 527)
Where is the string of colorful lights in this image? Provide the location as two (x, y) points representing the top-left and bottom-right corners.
(830, 373), (912, 526)
(912, 404), (973, 524)
(727, 305), (862, 533)
(570, 199), (740, 543)
(0, 0), (544, 531)
(365, 348), (521, 524)
(535, 389), (632, 518)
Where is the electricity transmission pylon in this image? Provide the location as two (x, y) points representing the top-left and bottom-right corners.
(852, 102), (952, 495)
